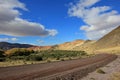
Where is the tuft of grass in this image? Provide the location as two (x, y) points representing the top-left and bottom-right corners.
(47, 60), (51, 63)
(96, 69), (105, 74)
(56, 57), (60, 60)
(69, 57), (72, 60)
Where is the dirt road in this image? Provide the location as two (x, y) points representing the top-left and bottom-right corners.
(0, 54), (117, 80)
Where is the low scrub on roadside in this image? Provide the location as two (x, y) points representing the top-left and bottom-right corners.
(96, 68), (106, 74)
(25, 50), (88, 61)
(26, 54), (43, 61)
(0, 49), (89, 64)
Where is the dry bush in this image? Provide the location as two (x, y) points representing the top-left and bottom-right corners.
(96, 68), (105, 74)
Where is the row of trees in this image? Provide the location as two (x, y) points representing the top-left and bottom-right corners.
(0, 48), (87, 62)
(26, 50), (87, 61)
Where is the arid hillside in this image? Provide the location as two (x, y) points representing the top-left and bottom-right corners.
(73, 40), (96, 53)
(28, 40), (87, 51)
(95, 26), (120, 49)
(27, 26), (120, 54)
(71, 26), (120, 54)
(93, 26), (120, 54)
(58, 26), (120, 54)
(28, 46), (53, 51)
(26, 39), (95, 54)
(54, 39), (85, 50)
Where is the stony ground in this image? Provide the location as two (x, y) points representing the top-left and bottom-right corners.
(81, 55), (120, 80)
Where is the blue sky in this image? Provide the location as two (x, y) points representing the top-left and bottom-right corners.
(0, 0), (120, 46)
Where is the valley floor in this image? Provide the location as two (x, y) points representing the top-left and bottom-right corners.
(81, 55), (120, 80)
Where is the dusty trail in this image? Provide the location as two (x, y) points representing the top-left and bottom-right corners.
(0, 54), (117, 80)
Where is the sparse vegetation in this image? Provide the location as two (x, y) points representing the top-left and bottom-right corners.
(26, 54), (43, 61)
(5, 48), (34, 56)
(0, 49), (90, 67)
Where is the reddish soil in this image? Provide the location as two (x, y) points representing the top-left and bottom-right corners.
(0, 54), (117, 80)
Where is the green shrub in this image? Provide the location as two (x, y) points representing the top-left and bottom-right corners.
(0, 58), (5, 62)
(0, 50), (5, 62)
(56, 57), (60, 60)
(9, 56), (25, 60)
(0, 50), (5, 57)
(37, 50), (87, 59)
(26, 54), (43, 61)
(80, 51), (87, 56)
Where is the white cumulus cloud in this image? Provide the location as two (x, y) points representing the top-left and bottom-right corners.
(0, 38), (9, 42)
(37, 40), (45, 44)
(0, 37), (18, 42)
(0, 0), (57, 37)
(11, 38), (18, 41)
(68, 0), (120, 40)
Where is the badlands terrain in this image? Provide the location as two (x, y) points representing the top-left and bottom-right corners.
(29, 26), (120, 54)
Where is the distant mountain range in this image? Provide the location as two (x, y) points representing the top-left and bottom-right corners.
(0, 26), (120, 53)
(0, 42), (33, 50)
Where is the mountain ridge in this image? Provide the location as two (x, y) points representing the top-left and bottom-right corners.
(0, 42), (34, 50)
